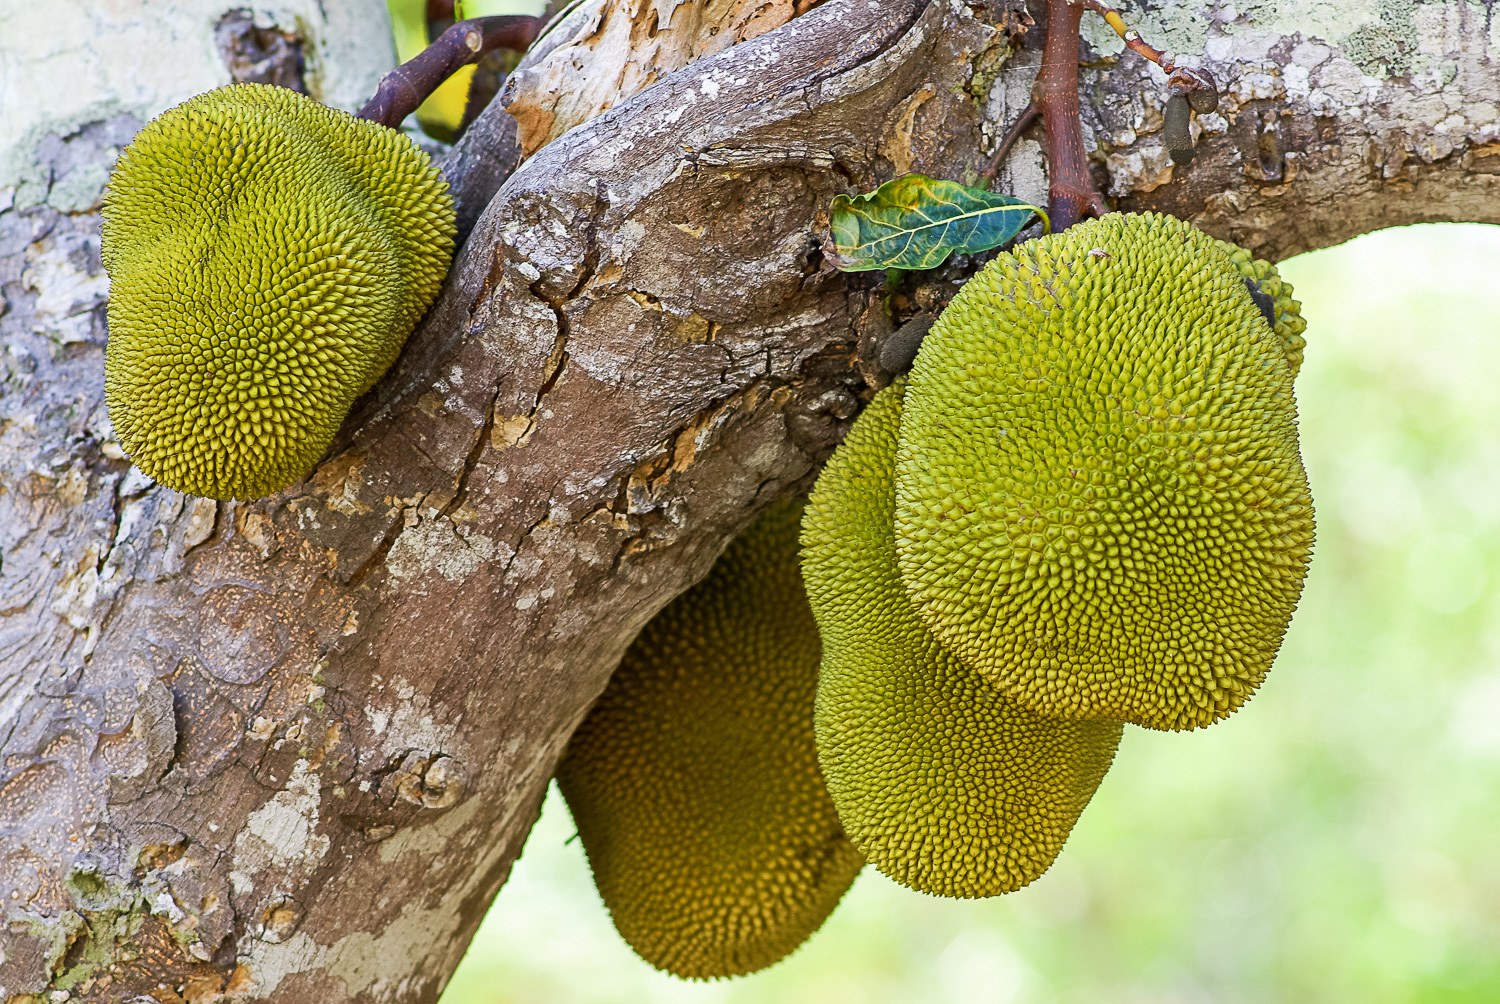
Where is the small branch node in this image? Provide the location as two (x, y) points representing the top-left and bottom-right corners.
(1080, 0), (1219, 110)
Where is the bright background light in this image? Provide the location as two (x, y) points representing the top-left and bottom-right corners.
(441, 223), (1500, 1004)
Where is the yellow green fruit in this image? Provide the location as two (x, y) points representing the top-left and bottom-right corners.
(102, 83), (455, 500)
(801, 379), (1122, 898)
(1215, 238), (1308, 375)
(556, 500), (863, 979)
(894, 213), (1314, 732)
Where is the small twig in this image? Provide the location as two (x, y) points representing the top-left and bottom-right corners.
(1078, 0), (1218, 109)
(358, 15), (542, 129)
(981, 100), (1039, 182)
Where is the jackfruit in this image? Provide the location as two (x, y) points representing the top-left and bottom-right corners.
(801, 379), (1123, 898)
(555, 499), (863, 979)
(893, 213), (1314, 732)
(1215, 239), (1308, 375)
(102, 83), (455, 500)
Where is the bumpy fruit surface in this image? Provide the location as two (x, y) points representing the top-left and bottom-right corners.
(102, 83), (455, 500)
(894, 213), (1314, 731)
(556, 500), (863, 979)
(1215, 238), (1308, 375)
(801, 380), (1122, 898)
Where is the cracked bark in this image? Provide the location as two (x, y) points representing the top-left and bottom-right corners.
(0, 0), (1497, 1001)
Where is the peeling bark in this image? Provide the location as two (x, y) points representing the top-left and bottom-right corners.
(500, 0), (827, 158)
(0, 1), (1496, 1001)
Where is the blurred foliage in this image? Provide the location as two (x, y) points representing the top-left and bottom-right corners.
(441, 223), (1500, 1004)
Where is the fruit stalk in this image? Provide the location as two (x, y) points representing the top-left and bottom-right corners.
(1033, 0), (1107, 229)
(358, 14), (542, 129)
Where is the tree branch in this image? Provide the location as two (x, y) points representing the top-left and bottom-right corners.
(1080, 0), (1218, 108)
(981, 99), (1038, 183)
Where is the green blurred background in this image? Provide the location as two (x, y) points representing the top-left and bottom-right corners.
(440, 223), (1500, 1004)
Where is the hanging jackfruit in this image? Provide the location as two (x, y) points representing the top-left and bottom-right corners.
(102, 83), (455, 500)
(556, 499), (863, 979)
(1215, 238), (1308, 375)
(893, 213), (1314, 732)
(801, 379), (1123, 898)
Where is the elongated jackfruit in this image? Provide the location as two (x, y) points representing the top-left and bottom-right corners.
(556, 500), (863, 979)
(894, 213), (1314, 732)
(801, 379), (1123, 898)
(102, 83), (455, 500)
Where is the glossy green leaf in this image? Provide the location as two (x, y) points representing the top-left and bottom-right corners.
(828, 175), (1045, 272)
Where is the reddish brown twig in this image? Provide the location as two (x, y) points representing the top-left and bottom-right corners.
(1034, 0), (1107, 230)
(358, 15), (542, 129)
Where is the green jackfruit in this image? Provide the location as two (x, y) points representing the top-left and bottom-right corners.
(102, 83), (455, 500)
(556, 500), (862, 979)
(1215, 239), (1308, 375)
(894, 213), (1314, 732)
(801, 379), (1122, 899)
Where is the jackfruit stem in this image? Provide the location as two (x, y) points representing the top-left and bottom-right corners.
(358, 14), (542, 129)
(1034, 0), (1106, 230)
(1016, 0), (1219, 229)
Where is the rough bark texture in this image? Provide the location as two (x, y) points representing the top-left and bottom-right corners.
(0, 1), (1496, 1002)
(500, 0), (825, 157)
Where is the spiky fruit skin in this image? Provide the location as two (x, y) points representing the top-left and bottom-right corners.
(801, 380), (1122, 898)
(1215, 239), (1308, 375)
(894, 213), (1314, 732)
(102, 83), (455, 500)
(556, 500), (862, 980)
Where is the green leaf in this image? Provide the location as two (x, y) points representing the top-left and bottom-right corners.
(828, 175), (1045, 272)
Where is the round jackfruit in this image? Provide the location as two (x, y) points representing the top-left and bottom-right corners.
(102, 83), (455, 500)
(556, 499), (863, 979)
(894, 213), (1315, 732)
(801, 379), (1122, 898)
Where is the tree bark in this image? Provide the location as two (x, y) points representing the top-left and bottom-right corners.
(1, 1), (1496, 1001)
